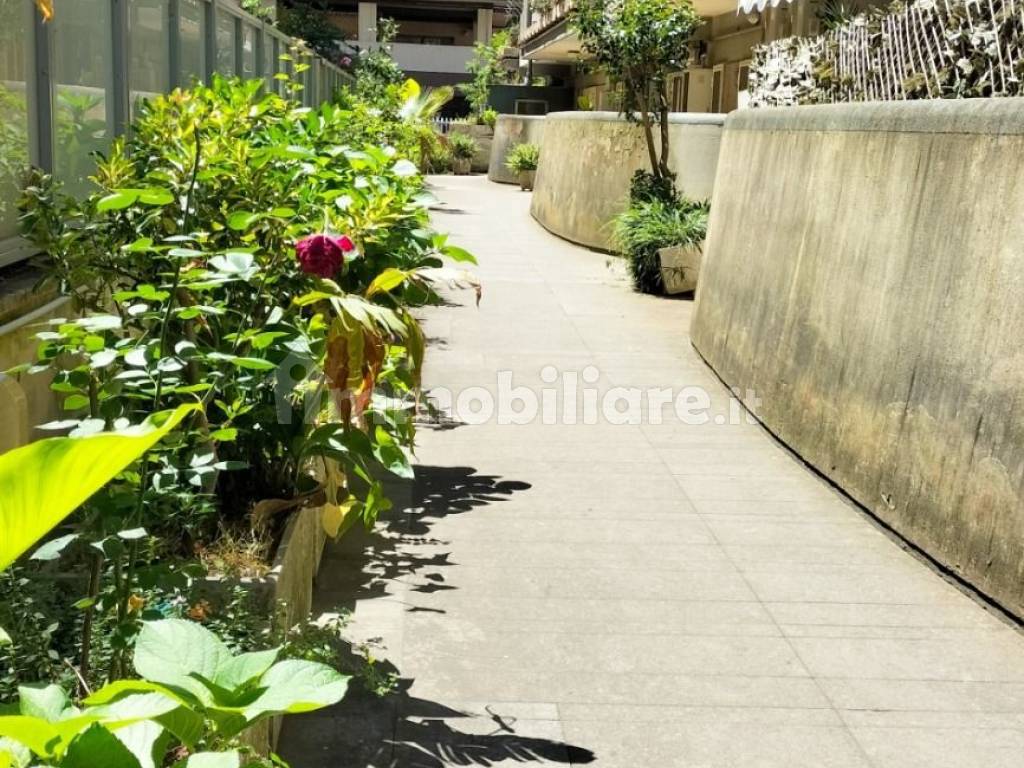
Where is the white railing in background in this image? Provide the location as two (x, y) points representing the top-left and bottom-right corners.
(432, 117), (457, 134)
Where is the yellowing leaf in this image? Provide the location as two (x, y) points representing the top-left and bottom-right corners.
(34, 0), (54, 22)
(0, 404), (198, 571)
(364, 268), (409, 299)
(321, 498), (358, 538)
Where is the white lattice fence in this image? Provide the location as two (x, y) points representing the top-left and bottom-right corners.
(749, 0), (1024, 106)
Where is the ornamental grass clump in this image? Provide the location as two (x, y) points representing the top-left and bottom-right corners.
(613, 182), (709, 295)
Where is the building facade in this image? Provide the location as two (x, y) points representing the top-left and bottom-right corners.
(518, 0), (844, 113)
(314, 0), (514, 87)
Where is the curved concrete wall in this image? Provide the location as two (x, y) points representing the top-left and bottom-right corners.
(487, 115), (546, 185)
(691, 100), (1024, 617)
(529, 111), (725, 251)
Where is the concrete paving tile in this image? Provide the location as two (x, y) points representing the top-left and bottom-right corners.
(402, 597), (780, 636)
(818, 677), (1024, 712)
(742, 568), (962, 604)
(407, 670), (833, 709)
(849, 726), (1024, 768)
(674, 473), (839, 502)
(559, 720), (872, 768)
(790, 635), (1024, 681)
(701, 517), (888, 547)
(557, 703), (843, 726)
(401, 633), (808, 678)
(394, 563), (757, 602)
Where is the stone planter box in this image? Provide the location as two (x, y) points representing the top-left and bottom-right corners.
(449, 122), (493, 173)
(488, 114), (546, 185)
(210, 503), (328, 753)
(658, 244), (703, 294)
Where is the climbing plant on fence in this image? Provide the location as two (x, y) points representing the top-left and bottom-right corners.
(749, 0), (1024, 107)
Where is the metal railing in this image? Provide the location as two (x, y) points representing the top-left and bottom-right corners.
(0, 0), (351, 269)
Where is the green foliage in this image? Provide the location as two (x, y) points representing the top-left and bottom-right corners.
(0, 405), (195, 571)
(481, 108), (499, 129)
(613, 197), (709, 294)
(276, 1), (342, 59)
(350, 18), (406, 105)
(572, 0), (701, 179)
(12, 73), (476, 691)
(461, 31), (511, 119)
(628, 169), (678, 205)
(504, 143), (540, 172)
(448, 132), (479, 160)
(0, 619), (347, 768)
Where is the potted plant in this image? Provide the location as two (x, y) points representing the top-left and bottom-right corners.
(449, 132), (478, 175)
(505, 142), (541, 190)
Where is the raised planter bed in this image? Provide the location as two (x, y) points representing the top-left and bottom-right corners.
(206, 503), (328, 753)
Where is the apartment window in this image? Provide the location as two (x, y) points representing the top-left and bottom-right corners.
(737, 60), (751, 109)
(711, 64), (724, 112)
(515, 99), (548, 115)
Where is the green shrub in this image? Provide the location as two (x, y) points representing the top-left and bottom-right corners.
(629, 168), (678, 205)
(449, 131), (479, 159)
(505, 142), (540, 172)
(481, 108), (499, 128)
(11, 72), (478, 691)
(613, 197), (709, 294)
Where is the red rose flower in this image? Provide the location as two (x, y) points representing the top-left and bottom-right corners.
(295, 234), (355, 278)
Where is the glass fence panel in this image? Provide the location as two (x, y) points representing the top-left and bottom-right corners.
(52, 0), (113, 197)
(241, 23), (257, 79)
(0, 0), (31, 244)
(215, 9), (236, 75)
(179, 0), (206, 85)
(130, 0), (170, 115)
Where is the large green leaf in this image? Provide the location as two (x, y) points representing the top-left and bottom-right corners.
(63, 723), (142, 768)
(177, 751), (239, 768)
(243, 660), (350, 722)
(0, 404), (197, 571)
(133, 620), (231, 704)
(17, 684), (69, 722)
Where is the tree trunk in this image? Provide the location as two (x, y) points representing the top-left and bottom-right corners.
(658, 84), (672, 180)
(639, 107), (660, 178)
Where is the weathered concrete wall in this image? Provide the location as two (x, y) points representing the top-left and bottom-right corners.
(530, 111), (725, 251)
(448, 123), (493, 173)
(487, 115), (546, 185)
(691, 100), (1024, 617)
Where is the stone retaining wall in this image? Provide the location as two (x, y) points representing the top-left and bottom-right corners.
(487, 115), (547, 185)
(529, 111), (725, 251)
(691, 100), (1024, 617)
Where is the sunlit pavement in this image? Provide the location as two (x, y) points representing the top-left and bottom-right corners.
(280, 175), (1024, 768)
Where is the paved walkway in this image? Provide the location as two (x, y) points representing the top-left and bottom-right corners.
(281, 176), (1024, 768)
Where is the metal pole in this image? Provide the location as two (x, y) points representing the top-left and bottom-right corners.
(169, 0), (181, 89)
(111, 0), (130, 136)
(204, 0), (217, 81)
(29, 0), (53, 171)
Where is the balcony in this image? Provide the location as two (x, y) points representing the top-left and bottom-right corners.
(351, 41), (477, 75)
(520, 0), (576, 48)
